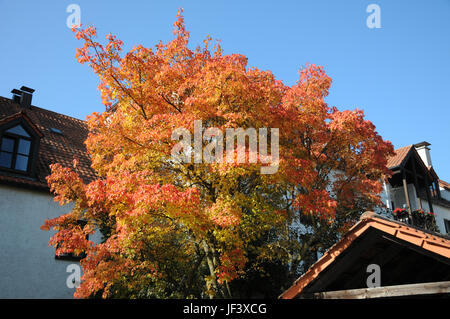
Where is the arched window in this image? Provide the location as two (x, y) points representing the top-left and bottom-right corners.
(0, 123), (35, 173)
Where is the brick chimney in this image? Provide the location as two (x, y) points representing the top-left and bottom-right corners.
(11, 86), (35, 109)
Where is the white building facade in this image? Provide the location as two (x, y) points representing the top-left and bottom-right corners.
(0, 184), (78, 298)
(0, 88), (97, 298)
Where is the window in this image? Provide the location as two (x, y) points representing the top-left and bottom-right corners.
(0, 124), (32, 172)
(55, 220), (88, 261)
(55, 248), (87, 261)
(444, 219), (450, 235)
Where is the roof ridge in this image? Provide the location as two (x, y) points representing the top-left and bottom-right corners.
(0, 96), (88, 125)
(394, 144), (414, 151)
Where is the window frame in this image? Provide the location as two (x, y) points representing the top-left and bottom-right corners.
(0, 130), (32, 172)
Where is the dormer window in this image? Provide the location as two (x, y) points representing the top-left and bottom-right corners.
(0, 125), (32, 171)
(0, 115), (42, 176)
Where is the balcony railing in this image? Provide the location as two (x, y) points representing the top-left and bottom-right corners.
(391, 208), (439, 232)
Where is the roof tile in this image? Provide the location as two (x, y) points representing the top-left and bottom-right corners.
(386, 145), (413, 169)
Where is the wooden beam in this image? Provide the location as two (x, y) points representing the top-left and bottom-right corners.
(411, 158), (423, 210)
(435, 181), (442, 198)
(402, 171), (412, 218)
(398, 166), (424, 179)
(307, 281), (450, 299)
(381, 234), (450, 265)
(425, 175), (434, 213)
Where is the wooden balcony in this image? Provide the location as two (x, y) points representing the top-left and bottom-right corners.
(391, 208), (439, 232)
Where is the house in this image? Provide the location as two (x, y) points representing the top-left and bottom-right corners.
(281, 143), (450, 299)
(280, 212), (450, 299)
(0, 87), (96, 298)
(380, 142), (450, 235)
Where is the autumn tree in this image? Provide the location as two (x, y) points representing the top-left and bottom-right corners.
(41, 9), (394, 298)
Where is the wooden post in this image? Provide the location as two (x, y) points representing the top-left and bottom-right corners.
(402, 170), (413, 223)
(411, 159), (423, 210)
(435, 181), (441, 198)
(425, 175), (434, 213)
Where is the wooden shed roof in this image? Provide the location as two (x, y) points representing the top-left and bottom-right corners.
(280, 212), (450, 299)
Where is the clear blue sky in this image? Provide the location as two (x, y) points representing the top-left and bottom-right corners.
(1, 0), (449, 180)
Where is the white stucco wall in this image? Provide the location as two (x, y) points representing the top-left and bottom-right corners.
(0, 184), (81, 298)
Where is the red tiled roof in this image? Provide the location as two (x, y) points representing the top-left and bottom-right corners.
(0, 96), (96, 190)
(386, 145), (435, 182)
(386, 145), (413, 169)
(280, 212), (450, 299)
(439, 179), (450, 191)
